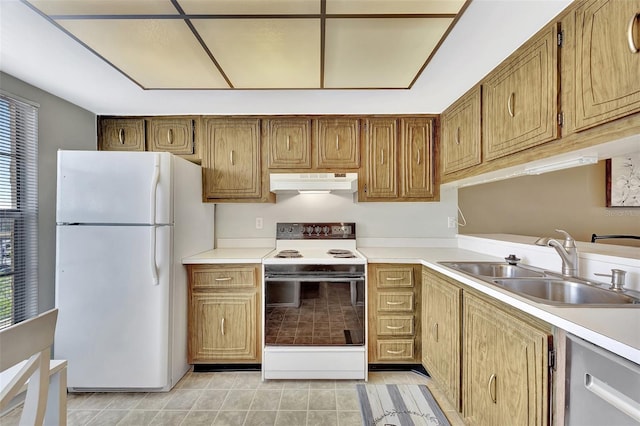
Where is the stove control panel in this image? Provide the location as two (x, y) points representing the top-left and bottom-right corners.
(276, 222), (356, 240)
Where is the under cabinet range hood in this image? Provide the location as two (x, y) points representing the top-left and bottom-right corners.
(269, 173), (358, 194)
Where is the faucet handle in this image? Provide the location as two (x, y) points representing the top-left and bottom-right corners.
(594, 269), (627, 291)
(555, 229), (576, 246)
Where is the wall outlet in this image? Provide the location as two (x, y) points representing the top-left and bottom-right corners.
(255, 217), (263, 229)
(447, 217), (457, 229)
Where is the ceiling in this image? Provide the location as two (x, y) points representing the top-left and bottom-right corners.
(0, 0), (572, 115)
(21, 0), (468, 90)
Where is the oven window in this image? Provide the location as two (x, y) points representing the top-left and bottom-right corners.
(265, 280), (365, 346)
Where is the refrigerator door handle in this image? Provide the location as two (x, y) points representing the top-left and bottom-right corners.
(150, 154), (161, 224)
(150, 226), (159, 285)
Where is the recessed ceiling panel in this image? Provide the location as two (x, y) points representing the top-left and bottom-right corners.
(194, 19), (320, 88)
(177, 0), (320, 15)
(55, 19), (229, 88)
(28, 0), (178, 16)
(324, 18), (453, 88)
(326, 0), (466, 15)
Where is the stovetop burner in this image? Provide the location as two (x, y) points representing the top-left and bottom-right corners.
(275, 249), (303, 258)
(328, 249), (356, 258)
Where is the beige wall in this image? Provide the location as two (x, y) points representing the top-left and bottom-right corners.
(458, 161), (640, 246)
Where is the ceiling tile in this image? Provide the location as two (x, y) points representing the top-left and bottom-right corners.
(193, 19), (320, 88)
(324, 18), (453, 88)
(177, 0), (320, 15)
(27, 0), (179, 15)
(326, 0), (466, 15)
(55, 19), (229, 88)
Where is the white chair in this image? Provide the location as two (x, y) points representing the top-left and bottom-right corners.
(0, 309), (67, 426)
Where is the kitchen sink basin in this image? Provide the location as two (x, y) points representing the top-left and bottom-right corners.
(491, 278), (640, 306)
(439, 261), (547, 278)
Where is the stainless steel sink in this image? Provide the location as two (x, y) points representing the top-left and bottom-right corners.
(439, 261), (547, 278)
(439, 261), (640, 307)
(492, 278), (640, 306)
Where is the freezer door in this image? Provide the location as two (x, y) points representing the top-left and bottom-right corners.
(56, 150), (172, 225)
(54, 225), (173, 389)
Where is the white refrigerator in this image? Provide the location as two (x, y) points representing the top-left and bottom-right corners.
(54, 150), (214, 391)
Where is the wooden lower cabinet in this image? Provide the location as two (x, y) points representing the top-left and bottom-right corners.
(421, 269), (462, 411)
(463, 293), (551, 426)
(187, 264), (261, 363)
(368, 264), (421, 363)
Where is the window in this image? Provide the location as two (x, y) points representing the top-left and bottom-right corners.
(0, 92), (38, 329)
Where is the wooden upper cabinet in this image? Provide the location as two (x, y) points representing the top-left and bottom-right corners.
(573, 0), (640, 131)
(315, 118), (360, 169)
(400, 118), (434, 198)
(203, 118), (261, 199)
(362, 118), (398, 199)
(482, 25), (559, 161)
(441, 86), (482, 175)
(99, 118), (145, 151)
(264, 118), (311, 169)
(147, 117), (194, 155)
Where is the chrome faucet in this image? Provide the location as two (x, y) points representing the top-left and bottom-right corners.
(535, 229), (578, 277)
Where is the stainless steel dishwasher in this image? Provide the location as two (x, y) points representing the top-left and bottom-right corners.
(565, 334), (640, 425)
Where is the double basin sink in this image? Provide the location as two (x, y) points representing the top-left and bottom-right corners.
(439, 261), (640, 307)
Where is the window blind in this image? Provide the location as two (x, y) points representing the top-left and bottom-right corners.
(0, 92), (39, 329)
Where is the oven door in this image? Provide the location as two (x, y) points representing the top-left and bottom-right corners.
(264, 274), (365, 346)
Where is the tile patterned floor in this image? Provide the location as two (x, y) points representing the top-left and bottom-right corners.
(0, 371), (465, 426)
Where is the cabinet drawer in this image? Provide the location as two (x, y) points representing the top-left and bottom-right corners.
(375, 267), (414, 288)
(377, 316), (414, 336)
(377, 339), (415, 361)
(377, 292), (414, 312)
(190, 266), (257, 289)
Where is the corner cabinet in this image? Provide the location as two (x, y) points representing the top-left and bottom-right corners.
(572, 0), (640, 131)
(421, 269), (462, 411)
(202, 118), (272, 202)
(441, 86), (482, 175)
(360, 117), (436, 202)
(368, 264), (421, 363)
(98, 118), (145, 151)
(482, 25), (559, 160)
(463, 293), (551, 426)
(187, 264), (261, 364)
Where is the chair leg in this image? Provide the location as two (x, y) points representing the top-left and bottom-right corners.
(44, 366), (67, 426)
(20, 350), (49, 426)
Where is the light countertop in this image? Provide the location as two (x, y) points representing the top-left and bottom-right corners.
(358, 246), (640, 365)
(182, 247), (274, 264)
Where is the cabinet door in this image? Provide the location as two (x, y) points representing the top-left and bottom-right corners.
(315, 118), (360, 168)
(574, 0), (640, 131)
(203, 118), (261, 199)
(189, 292), (258, 362)
(441, 87), (482, 174)
(147, 118), (194, 155)
(99, 118), (145, 151)
(264, 118), (311, 168)
(463, 296), (498, 426)
(482, 25), (558, 160)
(400, 118), (434, 198)
(363, 118), (398, 198)
(422, 272), (461, 410)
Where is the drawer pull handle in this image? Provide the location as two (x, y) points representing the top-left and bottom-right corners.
(585, 373), (640, 422)
(380, 149), (384, 165)
(167, 128), (174, 144)
(455, 127), (460, 145)
(386, 349), (405, 355)
(488, 373), (497, 403)
(335, 135), (340, 150)
(215, 277), (233, 281)
(386, 325), (405, 330)
(433, 323), (439, 342)
(230, 150), (235, 165)
(118, 128), (125, 144)
(385, 277), (404, 281)
(221, 317), (225, 336)
(386, 301), (405, 305)
(286, 135), (291, 151)
(416, 148), (421, 165)
(507, 92), (515, 117)
(628, 13), (640, 53)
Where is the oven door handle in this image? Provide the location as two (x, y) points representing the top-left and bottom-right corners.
(265, 276), (365, 282)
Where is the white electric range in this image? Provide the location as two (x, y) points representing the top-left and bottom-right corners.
(262, 222), (367, 380)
